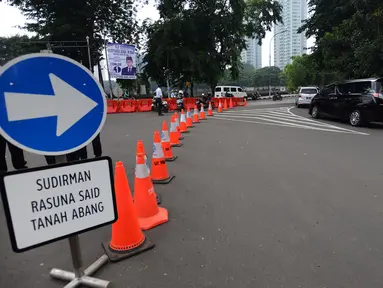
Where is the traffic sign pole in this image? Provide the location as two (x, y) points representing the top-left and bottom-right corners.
(49, 155), (111, 288)
(0, 53), (113, 288)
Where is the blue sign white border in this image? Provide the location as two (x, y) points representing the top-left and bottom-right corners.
(0, 53), (107, 156)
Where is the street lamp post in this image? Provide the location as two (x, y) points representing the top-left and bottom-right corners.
(269, 29), (287, 96)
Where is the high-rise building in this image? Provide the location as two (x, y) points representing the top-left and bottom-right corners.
(241, 38), (262, 69)
(273, 0), (307, 69)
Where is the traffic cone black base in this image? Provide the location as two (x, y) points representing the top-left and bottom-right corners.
(179, 136), (184, 140)
(152, 175), (175, 184)
(165, 156), (178, 162)
(102, 237), (154, 263)
(171, 143), (183, 147)
(181, 130), (190, 133)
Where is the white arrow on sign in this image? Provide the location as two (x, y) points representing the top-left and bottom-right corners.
(4, 73), (98, 136)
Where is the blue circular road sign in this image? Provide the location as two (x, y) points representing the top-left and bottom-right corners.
(0, 53), (106, 155)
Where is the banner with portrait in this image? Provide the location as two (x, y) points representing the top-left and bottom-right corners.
(106, 43), (136, 80)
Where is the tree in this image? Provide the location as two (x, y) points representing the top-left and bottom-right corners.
(0, 35), (46, 66)
(252, 66), (283, 87)
(282, 55), (315, 91)
(299, 0), (383, 79)
(6, 0), (145, 67)
(143, 0), (283, 93)
(220, 63), (255, 86)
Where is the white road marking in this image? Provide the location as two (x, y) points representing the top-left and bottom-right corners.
(213, 107), (369, 135)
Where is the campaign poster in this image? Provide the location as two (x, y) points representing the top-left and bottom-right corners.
(107, 43), (137, 80)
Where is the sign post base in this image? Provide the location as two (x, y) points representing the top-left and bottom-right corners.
(50, 247), (111, 288)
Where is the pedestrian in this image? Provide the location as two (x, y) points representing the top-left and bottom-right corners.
(0, 134), (28, 173)
(92, 134), (102, 157)
(155, 85), (164, 116)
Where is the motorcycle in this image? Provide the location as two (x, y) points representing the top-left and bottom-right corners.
(176, 96), (184, 111)
(272, 93), (283, 101)
(151, 97), (169, 113)
(196, 96), (215, 110)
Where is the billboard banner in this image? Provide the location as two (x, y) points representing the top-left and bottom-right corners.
(106, 43), (136, 80)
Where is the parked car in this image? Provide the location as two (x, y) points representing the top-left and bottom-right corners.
(214, 86), (247, 98)
(309, 78), (383, 126)
(296, 87), (319, 107)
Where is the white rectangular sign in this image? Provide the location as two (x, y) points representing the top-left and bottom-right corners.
(0, 157), (117, 252)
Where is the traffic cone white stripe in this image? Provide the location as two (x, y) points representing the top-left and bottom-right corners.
(161, 130), (170, 142)
(170, 121), (177, 132)
(135, 163), (149, 179)
(152, 142), (164, 159)
(181, 113), (186, 123)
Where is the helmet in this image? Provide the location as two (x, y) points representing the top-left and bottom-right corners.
(202, 93), (205, 96)
(179, 90), (184, 95)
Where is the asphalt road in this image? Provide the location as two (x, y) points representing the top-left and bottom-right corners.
(2, 98), (383, 288)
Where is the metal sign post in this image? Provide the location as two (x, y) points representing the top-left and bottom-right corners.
(0, 53), (114, 288)
(48, 156), (111, 288)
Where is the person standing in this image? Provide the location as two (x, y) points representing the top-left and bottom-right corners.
(0, 135), (28, 173)
(44, 134), (102, 165)
(155, 86), (164, 116)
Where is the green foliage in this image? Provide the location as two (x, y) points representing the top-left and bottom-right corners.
(0, 35), (46, 65)
(143, 0), (282, 91)
(299, 0), (383, 79)
(282, 55), (315, 91)
(282, 55), (341, 91)
(220, 65), (284, 87)
(6, 0), (144, 65)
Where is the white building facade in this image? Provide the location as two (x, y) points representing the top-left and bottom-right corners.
(273, 0), (307, 69)
(241, 38), (262, 69)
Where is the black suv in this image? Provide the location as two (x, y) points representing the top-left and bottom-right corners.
(309, 78), (383, 126)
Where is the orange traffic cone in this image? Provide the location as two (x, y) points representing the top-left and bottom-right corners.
(208, 102), (214, 116)
(200, 104), (206, 120)
(151, 131), (175, 184)
(218, 100), (223, 113)
(170, 115), (182, 147)
(193, 105), (200, 123)
(161, 121), (177, 161)
(224, 99), (228, 110)
(244, 98), (248, 106)
(229, 97), (233, 109)
(136, 140), (161, 204)
(180, 109), (189, 133)
(186, 107), (194, 128)
(102, 161), (154, 262)
(134, 154), (168, 230)
(174, 112), (184, 140)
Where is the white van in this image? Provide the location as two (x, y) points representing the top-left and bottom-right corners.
(214, 86), (248, 98)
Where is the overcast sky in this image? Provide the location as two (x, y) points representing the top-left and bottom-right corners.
(0, 2), (313, 68)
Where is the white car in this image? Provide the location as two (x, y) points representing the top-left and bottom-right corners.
(296, 87), (319, 107)
(214, 86), (247, 98)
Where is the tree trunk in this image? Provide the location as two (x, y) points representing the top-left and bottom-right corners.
(190, 81), (194, 97)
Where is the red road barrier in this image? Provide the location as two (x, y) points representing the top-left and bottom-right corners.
(106, 97), (248, 114)
(119, 100), (136, 113)
(184, 98), (196, 110)
(167, 98), (177, 111)
(107, 100), (119, 114)
(136, 99), (152, 112)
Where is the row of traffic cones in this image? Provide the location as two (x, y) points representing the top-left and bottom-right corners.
(102, 99), (241, 262)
